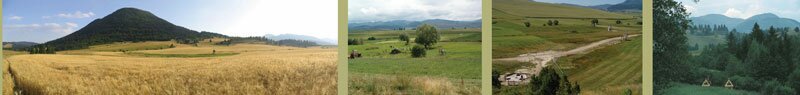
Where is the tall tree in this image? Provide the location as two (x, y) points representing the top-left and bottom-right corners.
(654, 0), (693, 91)
(414, 24), (440, 49)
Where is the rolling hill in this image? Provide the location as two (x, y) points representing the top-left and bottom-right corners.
(347, 19), (481, 31)
(33, 7), (223, 51)
(690, 14), (744, 28)
(734, 13), (800, 32)
(493, 0), (634, 19)
(606, 0), (643, 12)
(691, 13), (800, 32)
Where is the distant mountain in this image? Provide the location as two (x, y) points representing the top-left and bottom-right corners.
(733, 13), (800, 32)
(689, 13), (800, 33)
(606, 0), (642, 12)
(690, 14), (745, 28)
(348, 19), (481, 31)
(33, 8), (225, 51)
(554, 0), (640, 12)
(264, 34), (336, 45)
(3, 41), (39, 50)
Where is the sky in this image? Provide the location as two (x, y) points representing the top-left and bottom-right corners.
(535, 0), (625, 6)
(348, 0), (481, 23)
(3, 0), (337, 43)
(677, 0), (800, 20)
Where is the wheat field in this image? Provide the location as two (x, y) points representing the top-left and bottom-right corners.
(3, 42), (337, 95)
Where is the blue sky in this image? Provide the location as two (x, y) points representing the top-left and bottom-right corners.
(535, 0), (625, 6)
(677, 0), (800, 20)
(348, 0), (481, 23)
(3, 0), (337, 43)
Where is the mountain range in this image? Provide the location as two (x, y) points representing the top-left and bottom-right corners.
(264, 34), (336, 45)
(348, 19), (481, 31)
(690, 13), (800, 32)
(556, 0), (642, 12)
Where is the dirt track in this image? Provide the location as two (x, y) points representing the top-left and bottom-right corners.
(496, 34), (641, 76)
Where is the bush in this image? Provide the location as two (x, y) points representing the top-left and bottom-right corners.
(547, 20), (553, 26)
(553, 20), (559, 25)
(411, 45), (426, 58)
(524, 21), (531, 27)
(616, 20), (622, 24)
(367, 37), (377, 40)
(390, 48), (402, 54)
(761, 80), (797, 95)
(730, 76), (760, 91)
(399, 34), (409, 41)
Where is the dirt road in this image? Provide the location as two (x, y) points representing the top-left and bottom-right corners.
(496, 34), (641, 77)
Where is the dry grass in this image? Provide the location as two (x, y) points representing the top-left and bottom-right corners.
(349, 74), (480, 95)
(3, 44), (337, 94)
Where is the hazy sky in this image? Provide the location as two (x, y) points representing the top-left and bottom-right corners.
(535, 0), (626, 6)
(677, 0), (800, 20)
(348, 0), (481, 23)
(3, 0), (337, 43)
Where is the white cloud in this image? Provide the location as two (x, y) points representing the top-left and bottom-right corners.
(348, 0), (482, 22)
(45, 11), (95, 19)
(224, 0), (338, 41)
(8, 16), (23, 20)
(722, 8), (743, 18)
(3, 22), (80, 34)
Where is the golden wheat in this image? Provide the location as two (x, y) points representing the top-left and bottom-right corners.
(4, 44), (337, 95)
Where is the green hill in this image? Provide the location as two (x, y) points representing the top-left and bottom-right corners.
(33, 8), (225, 51)
(493, 0), (635, 19)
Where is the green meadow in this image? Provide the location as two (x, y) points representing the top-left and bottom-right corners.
(492, 0), (642, 94)
(348, 28), (482, 94)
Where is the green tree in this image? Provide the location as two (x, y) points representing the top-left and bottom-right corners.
(591, 19), (600, 26)
(794, 27), (799, 32)
(399, 34), (410, 45)
(616, 20), (623, 24)
(547, 20), (554, 26)
(654, 0), (693, 92)
(414, 24), (440, 49)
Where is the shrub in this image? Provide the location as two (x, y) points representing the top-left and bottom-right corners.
(616, 20), (622, 24)
(367, 37), (377, 40)
(411, 45), (426, 58)
(524, 21), (531, 27)
(547, 20), (553, 26)
(761, 80), (797, 95)
(390, 48), (402, 54)
(399, 34), (409, 42)
(553, 20), (559, 25)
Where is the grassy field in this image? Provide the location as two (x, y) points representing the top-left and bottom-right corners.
(493, 37), (643, 95)
(492, 0), (642, 94)
(2, 39), (337, 95)
(660, 83), (758, 95)
(492, 0), (642, 58)
(348, 28), (481, 94)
